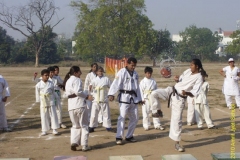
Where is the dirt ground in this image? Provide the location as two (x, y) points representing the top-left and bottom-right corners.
(0, 63), (239, 160)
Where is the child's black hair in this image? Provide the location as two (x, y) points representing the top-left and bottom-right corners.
(192, 58), (207, 77)
(202, 70), (208, 77)
(53, 65), (59, 70)
(89, 63), (98, 73)
(41, 69), (50, 76)
(63, 66), (81, 91)
(97, 66), (105, 72)
(144, 66), (153, 73)
(47, 66), (55, 72)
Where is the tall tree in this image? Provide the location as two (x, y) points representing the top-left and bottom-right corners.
(24, 26), (58, 64)
(0, 0), (63, 67)
(0, 26), (15, 63)
(71, 0), (153, 62)
(225, 30), (240, 57)
(177, 25), (221, 61)
(147, 29), (173, 66)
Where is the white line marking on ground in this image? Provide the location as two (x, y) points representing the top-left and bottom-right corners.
(5, 87), (34, 106)
(0, 103), (37, 141)
(0, 134), (6, 141)
(214, 108), (231, 115)
(10, 103), (37, 129)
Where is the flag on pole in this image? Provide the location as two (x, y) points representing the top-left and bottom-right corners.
(105, 57), (127, 76)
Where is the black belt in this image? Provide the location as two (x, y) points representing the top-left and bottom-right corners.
(119, 90), (137, 97)
(167, 86), (187, 108)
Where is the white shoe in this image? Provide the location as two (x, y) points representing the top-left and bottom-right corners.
(52, 130), (60, 135)
(82, 145), (91, 151)
(60, 124), (67, 129)
(116, 139), (123, 145)
(41, 132), (47, 136)
(144, 127), (149, 131)
(155, 125), (165, 130)
(175, 143), (185, 152)
(187, 122), (192, 126)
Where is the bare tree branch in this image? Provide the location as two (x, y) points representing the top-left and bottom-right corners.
(0, 0), (64, 67)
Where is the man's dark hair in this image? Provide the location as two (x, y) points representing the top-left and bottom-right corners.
(127, 57), (137, 64)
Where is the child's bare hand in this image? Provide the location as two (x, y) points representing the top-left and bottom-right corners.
(108, 95), (114, 101)
(87, 95), (94, 101)
(182, 90), (186, 96)
(174, 75), (179, 82)
(2, 97), (7, 102)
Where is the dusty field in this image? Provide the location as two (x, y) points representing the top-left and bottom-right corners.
(0, 62), (239, 160)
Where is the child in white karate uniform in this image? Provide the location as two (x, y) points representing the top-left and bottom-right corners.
(63, 66), (93, 151)
(53, 65), (67, 129)
(89, 66), (114, 132)
(0, 75), (11, 132)
(84, 63), (99, 121)
(194, 71), (217, 129)
(139, 67), (164, 131)
(35, 69), (60, 136)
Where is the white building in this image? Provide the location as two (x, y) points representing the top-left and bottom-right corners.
(215, 28), (233, 57)
(72, 41), (76, 54)
(171, 28), (234, 57)
(172, 34), (182, 42)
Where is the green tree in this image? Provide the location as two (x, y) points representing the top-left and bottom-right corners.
(0, 0), (63, 67)
(225, 30), (240, 57)
(71, 0), (153, 63)
(0, 26), (15, 63)
(24, 26), (58, 64)
(56, 38), (72, 60)
(147, 29), (173, 66)
(177, 25), (221, 61)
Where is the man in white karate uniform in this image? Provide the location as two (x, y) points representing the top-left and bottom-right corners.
(219, 58), (240, 109)
(0, 75), (11, 132)
(108, 57), (142, 145)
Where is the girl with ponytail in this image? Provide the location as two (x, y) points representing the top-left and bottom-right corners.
(138, 59), (213, 152)
(64, 66), (93, 151)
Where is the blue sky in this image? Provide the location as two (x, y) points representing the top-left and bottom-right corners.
(1, 0), (240, 40)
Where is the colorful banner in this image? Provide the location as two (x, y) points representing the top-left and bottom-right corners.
(105, 57), (127, 75)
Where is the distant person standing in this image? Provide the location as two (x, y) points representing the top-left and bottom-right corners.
(63, 66), (93, 151)
(219, 58), (240, 109)
(53, 65), (67, 129)
(84, 63), (99, 121)
(139, 67), (164, 131)
(0, 75), (11, 132)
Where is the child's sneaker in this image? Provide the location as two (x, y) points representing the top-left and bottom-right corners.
(144, 127), (149, 131)
(175, 143), (185, 152)
(52, 130), (61, 135)
(116, 138), (123, 145)
(60, 124), (67, 129)
(155, 125), (165, 130)
(82, 145), (91, 151)
(41, 132), (47, 136)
